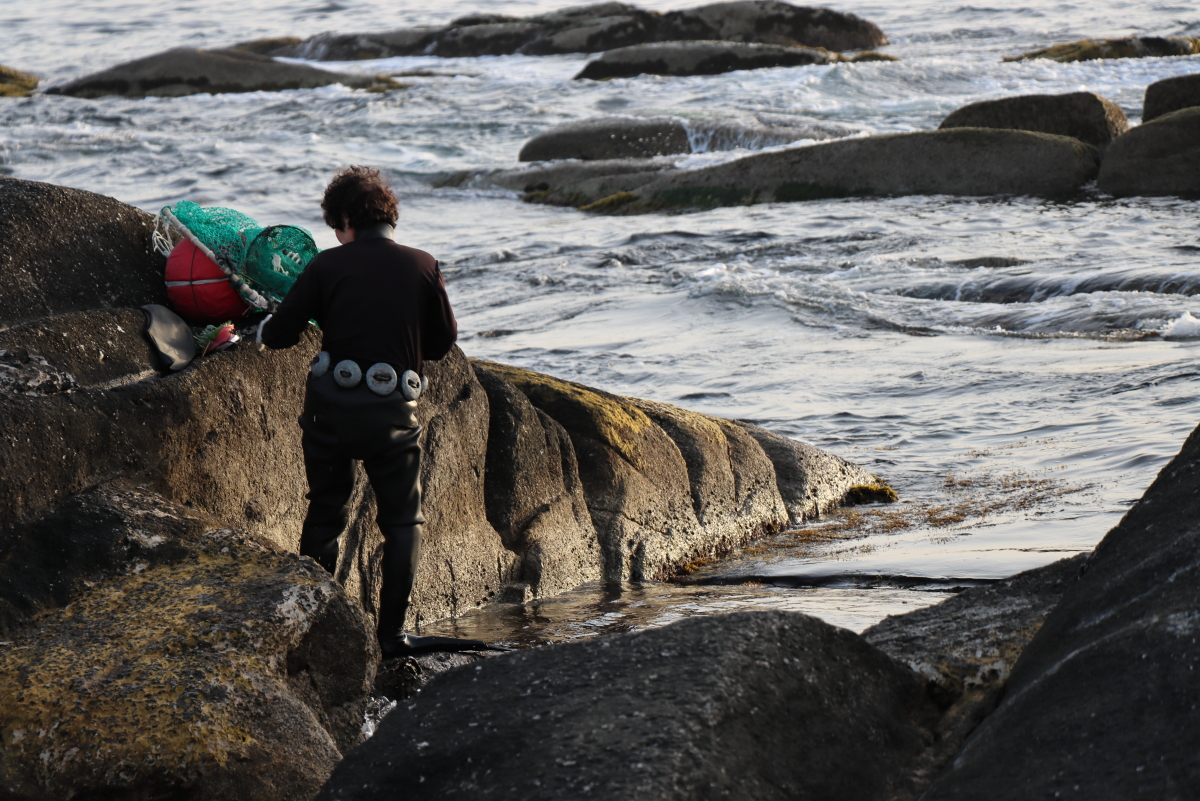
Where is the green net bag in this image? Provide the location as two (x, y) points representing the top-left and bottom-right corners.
(153, 201), (319, 312)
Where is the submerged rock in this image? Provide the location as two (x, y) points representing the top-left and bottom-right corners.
(273, 1), (887, 61)
(0, 177), (166, 327)
(0, 521), (375, 801)
(46, 47), (394, 98)
(0, 64), (38, 97)
(1097, 106), (1200, 197)
(922, 422), (1200, 799)
(518, 113), (861, 161)
(1142, 72), (1200, 122)
(938, 91), (1128, 151)
(1003, 36), (1200, 63)
(511, 128), (1100, 211)
(575, 40), (841, 80)
(317, 611), (939, 801)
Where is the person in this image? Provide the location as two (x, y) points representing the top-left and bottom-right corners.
(259, 165), (457, 658)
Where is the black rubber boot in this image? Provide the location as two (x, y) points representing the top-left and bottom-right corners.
(377, 524), (422, 659)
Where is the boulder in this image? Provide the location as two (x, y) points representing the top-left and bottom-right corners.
(0, 521), (375, 801)
(733, 420), (877, 522)
(864, 555), (1085, 709)
(921, 421), (1200, 800)
(472, 364), (602, 597)
(1143, 72), (1200, 122)
(1097, 106), (1200, 197)
(659, 0), (888, 50)
(518, 113), (861, 161)
(477, 362), (789, 580)
(45, 47), (391, 98)
(575, 40), (840, 80)
(317, 611), (940, 801)
(0, 64), (38, 97)
(938, 91), (1128, 151)
(272, 1), (888, 61)
(1004, 36), (1200, 63)
(0, 177), (166, 327)
(519, 128), (1100, 211)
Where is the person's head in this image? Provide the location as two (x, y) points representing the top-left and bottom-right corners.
(321, 165), (399, 234)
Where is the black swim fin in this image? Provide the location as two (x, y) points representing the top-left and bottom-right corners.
(141, 304), (195, 371)
(381, 633), (508, 659)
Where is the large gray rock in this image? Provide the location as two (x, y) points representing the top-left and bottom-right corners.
(517, 128), (1099, 211)
(0, 515), (375, 801)
(272, 1), (887, 61)
(518, 113), (860, 161)
(922, 423), (1200, 800)
(46, 47), (388, 98)
(478, 362), (790, 580)
(864, 555), (1085, 712)
(1143, 72), (1200, 122)
(575, 40), (840, 79)
(938, 91), (1128, 151)
(472, 362), (603, 598)
(659, 0), (887, 50)
(1003, 36), (1200, 63)
(317, 611), (940, 801)
(0, 177), (166, 327)
(1097, 106), (1200, 197)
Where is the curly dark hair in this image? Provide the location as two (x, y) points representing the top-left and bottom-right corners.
(321, 165), (399, 231)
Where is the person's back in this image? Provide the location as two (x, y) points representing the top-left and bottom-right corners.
(260, 165), (457, 658)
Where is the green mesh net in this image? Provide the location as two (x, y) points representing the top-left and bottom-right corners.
(153, 200), (319, 311)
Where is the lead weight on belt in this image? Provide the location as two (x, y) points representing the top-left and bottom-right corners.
(401, 369), (422, 401)
(366, 362), (398, 396)
(333, 359), (361, 388)
(311, 351), (331, 378)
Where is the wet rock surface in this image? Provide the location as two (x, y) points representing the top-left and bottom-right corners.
(734, 420), (876, 522)
(0, 524), (375, 801)
(1097, 106), (1200, 197)
(513, 127), (1100, 212)
(0, 177), (166, 327)
(922, 423), (1200, 800)
(318, 611), (940, 801)
(1143, 72), (1200, 123)
(518, 112), (860, 161)
(1004, 36), (1200, 63)
(270, 1), (886, 61)
(575, 40), (841, 80)
(46, 47), (391, 98)
(938, 91), (1128, 151)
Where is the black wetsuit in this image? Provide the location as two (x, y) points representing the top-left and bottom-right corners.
(261, 223), (457, 656)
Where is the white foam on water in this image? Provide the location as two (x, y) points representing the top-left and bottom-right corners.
(1161, 311), (1200, 339)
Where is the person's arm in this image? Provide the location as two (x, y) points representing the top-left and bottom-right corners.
(421, 261), (457, 363)
(260, 258), (321, 349)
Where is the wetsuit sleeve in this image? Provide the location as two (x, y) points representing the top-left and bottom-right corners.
(261, 258), (321, 349)
(421, 261), (458, 362)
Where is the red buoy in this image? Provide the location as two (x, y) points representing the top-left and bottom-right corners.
(164, 238), (250, 324)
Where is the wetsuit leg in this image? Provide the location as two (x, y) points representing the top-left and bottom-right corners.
(362, 426), (424, 654)
(299, 429), (356, 576)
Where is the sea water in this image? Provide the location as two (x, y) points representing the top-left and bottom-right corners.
(3, 0), (1198, 640)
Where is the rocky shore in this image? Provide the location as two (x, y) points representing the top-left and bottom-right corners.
(0, 174), (892, 798)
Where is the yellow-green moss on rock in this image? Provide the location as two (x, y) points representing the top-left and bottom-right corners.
(0, 528), (374, 801)
(845, 482), (900, 505)
(0, 65), (38, 97)
(1004, 36), (1200, 63)
(476, 360), (654, 470)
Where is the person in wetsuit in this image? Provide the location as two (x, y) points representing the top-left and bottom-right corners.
(259, 165), (457, 658)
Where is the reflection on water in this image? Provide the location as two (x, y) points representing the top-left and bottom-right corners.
(418, 580), (943, 647)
